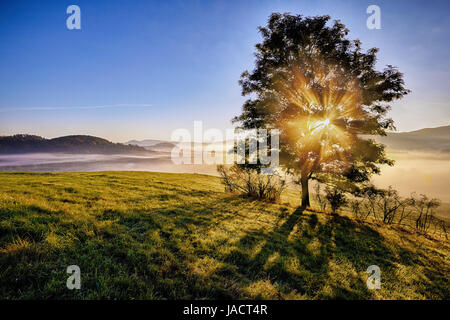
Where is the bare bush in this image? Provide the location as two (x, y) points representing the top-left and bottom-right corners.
(396, 197), (415, 226)
(359, 186), (413, 225)
(410, 194), (441, 232)
(376, 187), (401, 224)
(361, 186), (379, 220)
(373, 186), (416, 225)
(428, 216), (448, 240)
(357, 187), (447, 238)
(217, 165), (286, 203)
(325, 187), (347, 214)
(350, 199), (369, 220)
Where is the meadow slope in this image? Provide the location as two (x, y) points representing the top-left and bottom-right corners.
(0, 172), (448, 299)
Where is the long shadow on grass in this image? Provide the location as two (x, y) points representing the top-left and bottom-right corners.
(68, 195), (270, 298)
(215, 208), (405, 299)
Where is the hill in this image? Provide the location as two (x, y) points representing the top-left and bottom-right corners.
(0, 134), (149, 155)
(377, 125), (450, 152)
(150, 142), (177, 151)
(0, 171), (448, 299)
(125, 139), (167, 147)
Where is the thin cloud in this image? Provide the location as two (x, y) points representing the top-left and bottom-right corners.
(0, 104), (153, 112)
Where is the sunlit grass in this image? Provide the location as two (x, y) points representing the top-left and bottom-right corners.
(0, 171), (448, 299)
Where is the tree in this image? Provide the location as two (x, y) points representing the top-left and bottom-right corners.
(233, 13), (410, 208)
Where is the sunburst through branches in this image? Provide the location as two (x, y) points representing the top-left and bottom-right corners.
(271, 59), (366, 175)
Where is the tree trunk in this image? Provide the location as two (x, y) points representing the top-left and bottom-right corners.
(300, 175), (310, 208)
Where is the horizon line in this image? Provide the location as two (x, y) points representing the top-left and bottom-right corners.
(1, 124), (449, 143)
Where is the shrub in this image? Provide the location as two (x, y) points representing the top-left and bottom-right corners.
(374, 186), (413, 225)
(350, 199), (368, 220)
(360, 186), (381, 220)
(428, 216), (448, 240)
(217, 165), (286, 203)
(325, 187), (347, 214)
(396, 197), (415, 226)
(410, 194), (441, 232)
(358, 186), (416, 225)
(357, 186), (446, 238)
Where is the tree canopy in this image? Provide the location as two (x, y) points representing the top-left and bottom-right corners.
(233, 13), (410, 207)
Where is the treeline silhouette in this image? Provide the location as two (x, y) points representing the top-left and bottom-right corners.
(0, 134), (149, 155)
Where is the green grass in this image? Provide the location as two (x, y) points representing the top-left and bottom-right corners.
(0, 171), (448, 299)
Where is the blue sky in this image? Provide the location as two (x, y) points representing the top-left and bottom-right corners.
(0, 0), (449, 142)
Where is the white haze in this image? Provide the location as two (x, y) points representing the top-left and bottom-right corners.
(1, 149), (449, 202)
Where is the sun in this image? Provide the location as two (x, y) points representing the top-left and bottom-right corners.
(273, 59), (367, 173)
(309, 118), (331, 135)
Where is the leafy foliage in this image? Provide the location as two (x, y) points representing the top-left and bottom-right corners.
(233, 13), (410, 207)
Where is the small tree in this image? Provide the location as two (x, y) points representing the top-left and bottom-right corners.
(325, 187), (347, 214)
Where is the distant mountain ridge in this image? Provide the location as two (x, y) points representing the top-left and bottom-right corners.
(3, 125), (449, 155)
(0, 134), (149, 155)
(126, 139), (167, 147)
(377, 125), (450, 152)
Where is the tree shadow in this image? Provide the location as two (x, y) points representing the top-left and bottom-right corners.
(2, 192), (448, 299)
(213, 207), (407, 299)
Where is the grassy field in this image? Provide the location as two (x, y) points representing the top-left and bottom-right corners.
(0, 171), (448, 299)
